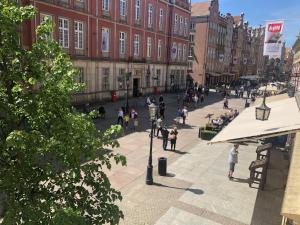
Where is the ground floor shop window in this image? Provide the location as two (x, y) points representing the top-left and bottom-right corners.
(102, 68), (110, 91)
(118, 68), (126, 90)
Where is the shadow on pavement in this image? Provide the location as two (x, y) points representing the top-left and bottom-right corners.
(249, 148), (289, 225)
(153, 182), (204, 195)
(231, 177), (250, 184)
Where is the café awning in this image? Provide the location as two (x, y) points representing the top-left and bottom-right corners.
(210, 97), (300, 144)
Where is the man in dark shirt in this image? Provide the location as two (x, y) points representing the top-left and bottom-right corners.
(161, 127), (169, 150)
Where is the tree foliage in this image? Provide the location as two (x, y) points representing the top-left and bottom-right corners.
(0, 1), (126, 224)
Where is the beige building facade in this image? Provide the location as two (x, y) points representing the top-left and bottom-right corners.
(189, 1), (265, 87)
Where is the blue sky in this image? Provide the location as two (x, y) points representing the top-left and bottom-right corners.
(192, 0), (300, 47)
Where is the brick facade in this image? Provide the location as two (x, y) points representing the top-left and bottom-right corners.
(20, 0), (191, 103)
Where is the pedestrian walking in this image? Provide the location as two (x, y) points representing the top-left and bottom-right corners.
(159, 101), (165, 119)
(130, 109), (138, 131)
(228, 144), (239, 180)
(223, 97), (229, 109)
(193, 94), (199, 108)
(182, 106), (188, 125)
(124, 114), (129, 130)
(161, 126), (169, 150)
(200, 94), (204, 104)
(159, 95), (164, 103)
(169, 127), (178, 151)
(235, 89), (238, 98)
(156, 117), (163, 137)
(176, 108), (182, 124)
(117, 108), (124, 126)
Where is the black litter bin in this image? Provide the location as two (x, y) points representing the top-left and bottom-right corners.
(158, 157), (167, 176)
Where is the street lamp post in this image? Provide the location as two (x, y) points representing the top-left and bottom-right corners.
(125, 72), (131, 113)
(146, 103), (158, 185)
(255, 92), (271, 121)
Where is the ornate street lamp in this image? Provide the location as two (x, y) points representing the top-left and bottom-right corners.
(146, 103), (158, 185)
(255, 93), (271, 121)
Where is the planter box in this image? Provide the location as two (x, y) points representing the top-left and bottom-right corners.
(199, 127), (218, 141)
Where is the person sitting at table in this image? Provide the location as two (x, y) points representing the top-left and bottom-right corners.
(212, 118), (223, 127)
(234, 109), (239, 117)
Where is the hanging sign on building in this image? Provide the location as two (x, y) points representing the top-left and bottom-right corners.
(171, 43), (177, 60)
(263, 20), (284, 59)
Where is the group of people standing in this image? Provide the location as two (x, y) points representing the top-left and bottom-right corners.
(117, 108), (139, 131)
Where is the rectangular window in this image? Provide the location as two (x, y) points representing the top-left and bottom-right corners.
(120, 0), (126, 17)
(133, 34), (140, 56)
(146, 74), (150, 88)
(148, 4), (153, 28)
(174, 14), (179, 33)
(40, 14), (53, 40)
(58, 18), (69, 48)
(77, 67), (84, 83)
(184, 18), (188, 36)
(101, 27), (110, 52)
(74, 21), (84, 49)
(157, 39), (162, 60)
(178, 43), (182, 62)
(179, 16), (183, 35)
(102, 68), (110, 91)
(182, 44), (186, 62)
(119, 32), (126, 55)
(156, 69), (161, 86)
(135, 0), (141, 21)
(159, 8), (164, 30)
(118, 68), (126, 89)
(102, 0), (109, 11)
(147, 37), (152, 58)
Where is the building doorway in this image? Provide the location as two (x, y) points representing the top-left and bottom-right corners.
(133, 78), (140, 97)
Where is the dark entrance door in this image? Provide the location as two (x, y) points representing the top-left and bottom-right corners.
(133, 78), (139, 97)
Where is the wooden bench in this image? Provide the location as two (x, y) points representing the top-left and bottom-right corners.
(249, 158), (268, 190)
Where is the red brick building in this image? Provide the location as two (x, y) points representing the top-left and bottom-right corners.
(20, 0), (191, 103)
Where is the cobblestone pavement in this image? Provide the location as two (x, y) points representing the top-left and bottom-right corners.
(96, 92), (288, 225)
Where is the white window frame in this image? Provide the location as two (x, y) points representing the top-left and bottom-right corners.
(101, 27), (110, 52)
(74, 21), (84, 50)
(120, 0), (126, 17)
(148, 4), (153, 28)
(178, 43), (182, 61)
(174, 14), (179, 34)
(183, 44), (186, 62)
(102, 68), (110, 91)
(184, 18), (188, 36)
(159, 8), (164, 30)
(147, 37), (152, 58)
(179, 16), (183, 35)
(119, 31), (126, 55)
(58, 18), (69, 48)
(40, 13), (53, 40)
(133, 34), (140, 56)
(102, 0), (109, 11)
(135, 0), (141, 21)
(157, 39), (162, 60)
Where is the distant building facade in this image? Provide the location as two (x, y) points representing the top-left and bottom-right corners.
(20, 0), (191, 103)
(189, 0), (265, 87)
